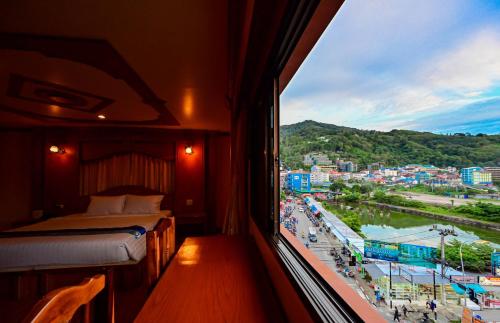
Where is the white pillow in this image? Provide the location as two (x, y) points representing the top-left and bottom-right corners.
(123, 195), (164, 214)
(86, 195), (126, 215)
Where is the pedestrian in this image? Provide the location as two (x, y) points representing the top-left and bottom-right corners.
(401, 304), (407, 318)
(429, 299), (437, 320)
(393, 306), (400, 322)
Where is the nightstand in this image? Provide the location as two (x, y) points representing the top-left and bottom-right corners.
(176, 212), (208, 235)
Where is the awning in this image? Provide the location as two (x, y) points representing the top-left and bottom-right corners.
(451, 283), (487, 295)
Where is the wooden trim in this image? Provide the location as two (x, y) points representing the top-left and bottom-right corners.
(146, 218), (173, 288)
(7, 73), (114, 113)
(22, 274), (105, 323)
(279, 0), (344, 93)
(280, 226), (386, 322)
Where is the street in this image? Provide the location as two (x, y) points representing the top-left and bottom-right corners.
(285, 199), (465, 322)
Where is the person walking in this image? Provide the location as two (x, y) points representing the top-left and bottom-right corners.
(430, 299), (437, 320)
(401, 304), (408, 318)
(393, 306), (400, 322)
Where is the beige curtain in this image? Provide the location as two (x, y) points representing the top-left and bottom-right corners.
(80, 153), (174, 196)
(223, 106), (248, 235)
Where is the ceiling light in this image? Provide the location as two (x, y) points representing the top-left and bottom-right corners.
(49, 145), (65, 154)
(97, 114), (106, 120)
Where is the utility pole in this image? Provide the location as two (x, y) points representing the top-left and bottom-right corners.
(429, 225), (457, 305)
(389, 261), (392, 309)
(433, 270), (436, 300)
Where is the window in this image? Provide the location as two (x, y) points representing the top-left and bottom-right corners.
(278, 1), (500, 321)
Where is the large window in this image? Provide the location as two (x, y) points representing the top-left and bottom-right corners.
(278, 1), (500, 322)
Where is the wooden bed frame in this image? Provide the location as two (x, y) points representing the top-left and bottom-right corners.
(0, 185), (176, 323)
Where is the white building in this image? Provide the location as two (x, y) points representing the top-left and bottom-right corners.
(383, 169), (398, 177)
(310, 170), (330, 184)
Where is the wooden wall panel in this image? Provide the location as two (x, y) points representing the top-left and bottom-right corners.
(0, 131), (35, 226)
(0, 127), (231, 229)
(206, 134), (231, 230)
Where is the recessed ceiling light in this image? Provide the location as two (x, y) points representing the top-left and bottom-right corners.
(97, 114), (106, 120)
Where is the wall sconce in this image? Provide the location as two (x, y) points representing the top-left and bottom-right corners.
(185, 145), (193, 155)
(49, 145), (65, 154)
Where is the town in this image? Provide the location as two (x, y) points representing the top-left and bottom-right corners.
(281, 153), (498, 196)
(279, 153), (500, 322)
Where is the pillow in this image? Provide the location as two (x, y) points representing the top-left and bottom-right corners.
(123, 195), (164, 214)
(86, 195), (126, 215)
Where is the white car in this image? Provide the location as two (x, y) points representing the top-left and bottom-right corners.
(298, 207), (304, 212)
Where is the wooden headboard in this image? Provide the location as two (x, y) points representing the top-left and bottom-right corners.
(80, 185), (174, 212)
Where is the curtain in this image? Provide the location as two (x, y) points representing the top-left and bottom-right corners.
(223, 106), (248, 235)
(80, 153), (174, 196)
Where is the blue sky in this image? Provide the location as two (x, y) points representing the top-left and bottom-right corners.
(281, 0), (500, 134)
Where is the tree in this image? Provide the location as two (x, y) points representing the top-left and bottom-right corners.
(439, 239), (493, 272)
(329, 180), (346, 192)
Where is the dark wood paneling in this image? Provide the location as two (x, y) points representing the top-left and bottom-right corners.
(0, 33), (178, 126)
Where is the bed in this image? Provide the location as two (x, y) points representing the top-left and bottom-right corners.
(0, 211), (172, 270)
(0, 186), (175, 322)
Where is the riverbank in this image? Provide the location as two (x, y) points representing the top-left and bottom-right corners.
(362, 201), (500, 231)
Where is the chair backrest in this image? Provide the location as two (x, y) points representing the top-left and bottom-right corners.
(23, 274), (105, 323)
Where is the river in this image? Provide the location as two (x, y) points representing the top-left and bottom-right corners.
(329, 203), (500, 248)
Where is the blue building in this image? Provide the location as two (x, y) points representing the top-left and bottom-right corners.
(461, 167), (492, 185)
(287, 172), (311, 192)
(461, 167), (480, 185)
(415, 171), (431, 183)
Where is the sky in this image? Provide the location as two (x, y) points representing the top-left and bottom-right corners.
(281, 0), (500, 134)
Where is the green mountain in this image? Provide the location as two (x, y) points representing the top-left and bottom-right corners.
(280, 120), (500, 169)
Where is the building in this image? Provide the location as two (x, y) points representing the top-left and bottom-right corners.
(338, 161), (357, 172)
(382, 169), (398, 177)
(287, 172), (311, 192)
(280, 171), (288, 189)
(461, 167), (493, 185)
(368, 162), (384, 172)
(415, 171), (431, 183)
(484, 167), (500, 182)
(310, 168), (330, 184)
(303, 153), (333, 166)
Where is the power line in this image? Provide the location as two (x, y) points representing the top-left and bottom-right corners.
(380, 230), (434, 241)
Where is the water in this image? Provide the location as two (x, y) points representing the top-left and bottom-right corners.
(330, 203), (500, 248)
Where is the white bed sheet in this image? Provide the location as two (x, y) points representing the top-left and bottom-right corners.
(0, 211), (171, 271)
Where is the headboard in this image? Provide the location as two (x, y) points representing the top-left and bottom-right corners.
(80, 185), (174, 212)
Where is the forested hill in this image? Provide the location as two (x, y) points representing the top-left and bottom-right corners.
(280, 120), (500, 169)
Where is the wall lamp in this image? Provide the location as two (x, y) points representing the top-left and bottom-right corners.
(49, 145), (65, 154)
(185, 145), (193, 155)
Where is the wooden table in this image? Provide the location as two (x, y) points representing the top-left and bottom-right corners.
(134, 235), (283, 323)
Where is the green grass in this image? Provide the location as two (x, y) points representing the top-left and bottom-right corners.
(371, 191), (500, 223)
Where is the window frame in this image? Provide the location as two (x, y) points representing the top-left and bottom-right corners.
(248, 1), (386, 322)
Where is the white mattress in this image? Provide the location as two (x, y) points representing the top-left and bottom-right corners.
(0, 211), (171, 271)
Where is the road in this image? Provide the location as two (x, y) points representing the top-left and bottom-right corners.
(395, 191), (500, 206)
(290, 204), (396, 321)
(286, 200), (464, 322)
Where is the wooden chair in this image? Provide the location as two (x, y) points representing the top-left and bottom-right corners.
(23, 274), (105, 323)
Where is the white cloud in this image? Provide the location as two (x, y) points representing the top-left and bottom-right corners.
(280, 2), (500, 133)
(422, 29), (500, 92)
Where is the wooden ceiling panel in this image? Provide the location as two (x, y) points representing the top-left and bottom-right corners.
(0, 0), (230, 131)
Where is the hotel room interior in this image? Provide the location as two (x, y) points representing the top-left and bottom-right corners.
(0, 1), (385, 322)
